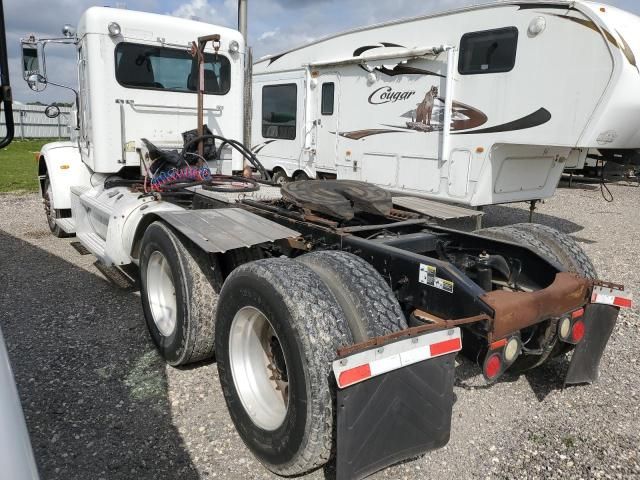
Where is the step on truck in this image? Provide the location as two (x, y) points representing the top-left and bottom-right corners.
(21, 7), (632, 480)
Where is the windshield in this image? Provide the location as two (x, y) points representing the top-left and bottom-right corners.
(115, 42), (231, 95)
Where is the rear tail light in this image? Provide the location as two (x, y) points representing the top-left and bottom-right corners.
(559, 317), (572, 340)
(483, 353), (502, 381)
(571, 319), (585, 343)
(558, 310), (587, 345)
(503, 337), (521, 363)
(484, 335), (521, 383)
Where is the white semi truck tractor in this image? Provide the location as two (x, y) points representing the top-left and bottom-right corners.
(20, 5), (631, 480)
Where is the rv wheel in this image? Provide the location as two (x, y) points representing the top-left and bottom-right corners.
(215, 258), (353, 476)
(139, 221), (222, 366)
(293, 171), (309, 181)
(271, 170), (289, 185)
(297, 250), (408, 341)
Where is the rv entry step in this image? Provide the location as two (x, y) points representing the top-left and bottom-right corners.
(392, 196), (484, 228)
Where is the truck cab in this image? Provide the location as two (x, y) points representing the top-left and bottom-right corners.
(24, 7), (246, 232)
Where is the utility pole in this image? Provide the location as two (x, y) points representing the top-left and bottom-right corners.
(238, 0), (253, 177)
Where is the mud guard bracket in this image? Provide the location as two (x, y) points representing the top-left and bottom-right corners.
(335, 353), (456, 480)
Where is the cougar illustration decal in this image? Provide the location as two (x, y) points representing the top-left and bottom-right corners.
(415, 86), (438, 126)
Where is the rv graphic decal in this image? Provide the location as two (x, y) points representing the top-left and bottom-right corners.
(548, 14), (638, 71)
(252, 139), (277, 153)
(267, 53), (286, 66)
(337, 129), (413, 140)
(616, 31), (638, 73)
(338, 96), (488, 139)
(354, 43), (445, 78)
(338, 106), (549, 140)
(337, 102), (550, 140)
(388, 90), (488, 133)
(413, 86), (439, 128)
(453, 108), (551, 135)
(368, 87), (417, 105)
(516, 3), (579, 11)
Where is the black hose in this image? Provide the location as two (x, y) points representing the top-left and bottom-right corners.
(181, 134), (271, 181)
(598, 158), (614, 203)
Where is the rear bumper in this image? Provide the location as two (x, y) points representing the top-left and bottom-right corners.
(482, 272), (591, 341)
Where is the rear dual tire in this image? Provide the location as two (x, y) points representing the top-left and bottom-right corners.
(215, 252), (406, 475)
(139, 221), (223, 366)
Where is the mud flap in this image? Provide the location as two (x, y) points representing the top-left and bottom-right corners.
(335, 353), (456, 480)
(564, 304), (619, 385)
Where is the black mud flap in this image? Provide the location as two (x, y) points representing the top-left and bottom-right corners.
(565, 304), (619, 385)
(335, 353), (456, 480)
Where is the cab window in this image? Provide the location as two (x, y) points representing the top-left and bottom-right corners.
(115, 42), (231, 94)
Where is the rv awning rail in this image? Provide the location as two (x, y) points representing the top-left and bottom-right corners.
(305, 45), (450, 68)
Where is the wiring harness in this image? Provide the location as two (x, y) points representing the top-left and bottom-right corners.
(104, 132), (271, 195)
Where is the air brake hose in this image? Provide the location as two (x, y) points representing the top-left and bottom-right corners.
(180, 134), (271, 181)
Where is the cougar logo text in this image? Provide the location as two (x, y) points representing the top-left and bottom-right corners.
(368, 86), (416, 105)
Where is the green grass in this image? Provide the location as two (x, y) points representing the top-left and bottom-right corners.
(0, 139), (58, 192)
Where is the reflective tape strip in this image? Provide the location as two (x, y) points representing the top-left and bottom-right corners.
(333, 328), (462, 389)
(591, 292), (633, 308)
(591, 285), (633, 309)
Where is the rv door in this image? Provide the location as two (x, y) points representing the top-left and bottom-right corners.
(315, 73), (339, 173)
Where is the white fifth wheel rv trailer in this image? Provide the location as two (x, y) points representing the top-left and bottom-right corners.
(251, 0), (640, 206)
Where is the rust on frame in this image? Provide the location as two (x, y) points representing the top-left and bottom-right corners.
(483, 272), (591, 341)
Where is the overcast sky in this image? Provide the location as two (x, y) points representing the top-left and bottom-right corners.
(6, 0), (640, 103)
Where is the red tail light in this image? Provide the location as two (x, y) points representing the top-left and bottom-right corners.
(483, 353), (502, 381)
(559, 313), (587, 345)
(571, 319), (585, 343)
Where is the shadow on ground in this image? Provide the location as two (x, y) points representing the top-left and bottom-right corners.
(454, 353), (569, 402)
(0, 230), (198, 480)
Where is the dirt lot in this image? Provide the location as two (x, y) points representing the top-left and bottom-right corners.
(0, 180), (638, 480)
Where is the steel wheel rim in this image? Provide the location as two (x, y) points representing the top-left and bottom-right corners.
(229, 306), (289, 431)
(44, 182), (56, 228)
(146, 250), (178, 337)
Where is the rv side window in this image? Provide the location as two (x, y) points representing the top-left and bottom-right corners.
(321, 83), (334, 115)
(115, 42), (231, 94)
(458, 27), (518, 75)
(262, 84), (297, 140)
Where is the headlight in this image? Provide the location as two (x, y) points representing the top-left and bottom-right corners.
(229, 40), (240, 53)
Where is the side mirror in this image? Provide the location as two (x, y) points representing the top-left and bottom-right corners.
(27, 73), (47, 92)
(62, 24), (76, 38)
(44, 104), (60, 119)
(21, 41), (43, 81)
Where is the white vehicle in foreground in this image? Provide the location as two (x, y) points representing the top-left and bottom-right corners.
(251, 0), (640, 206)
(21, 5), (632, 480)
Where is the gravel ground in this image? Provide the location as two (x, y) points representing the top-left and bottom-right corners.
(0, 179), (638, 480)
